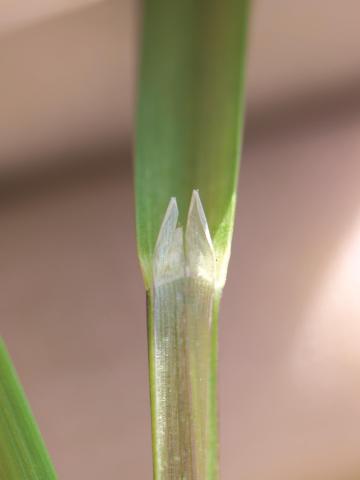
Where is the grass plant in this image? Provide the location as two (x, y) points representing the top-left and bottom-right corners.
(135, 1), (250, 477)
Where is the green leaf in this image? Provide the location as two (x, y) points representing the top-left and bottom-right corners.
(136, 0), (250, 289)
(0, 338), (57, 479)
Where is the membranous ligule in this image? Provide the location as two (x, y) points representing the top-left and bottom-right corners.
(152, 191), (216, 479)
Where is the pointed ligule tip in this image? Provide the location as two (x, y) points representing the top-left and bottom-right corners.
(187, 190), (214, 252)
(168, 196), (178, 214)
(187, 190), (203, 227)
(153, 197), (184, 286)
(164, 197), (179, 227)
(185, 190), (215, 283)
(154, 197), (179, 254)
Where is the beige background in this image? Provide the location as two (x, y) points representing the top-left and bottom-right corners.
(1, 1), (360, 479)
(1, 0), (360, 170)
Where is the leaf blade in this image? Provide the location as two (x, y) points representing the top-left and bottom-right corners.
(136, 0), (250, 287)
(0, 339), (57, 480)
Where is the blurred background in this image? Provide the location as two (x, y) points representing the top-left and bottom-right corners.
(1, 1), (360, 479)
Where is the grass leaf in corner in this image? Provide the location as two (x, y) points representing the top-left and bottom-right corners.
(0, 339), (57, 480)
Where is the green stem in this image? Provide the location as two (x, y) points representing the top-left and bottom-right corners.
(208, 293), (221, 480)
(146, 193), (221, 479)
(147, 287), (221, 480)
